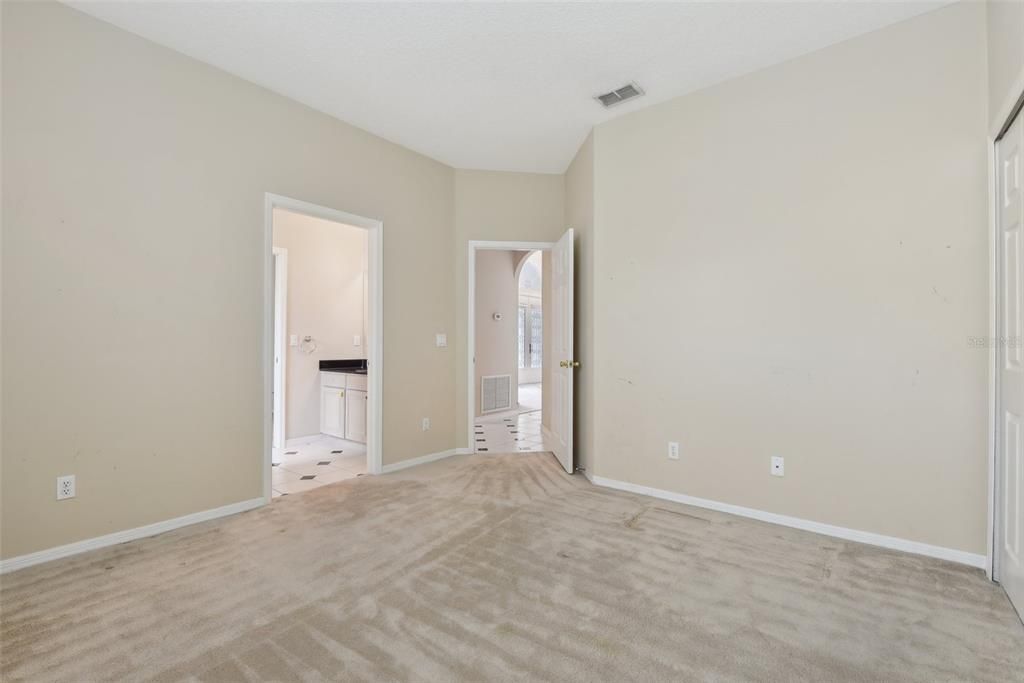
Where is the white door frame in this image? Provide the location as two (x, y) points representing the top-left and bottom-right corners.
(468, 240), (553, 448)
(272, 247), (288, 451)
(989, 83), (1024, 582)
(264, 193), (384, 503)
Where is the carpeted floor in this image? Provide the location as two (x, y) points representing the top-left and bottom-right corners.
(2, 452), (1023, 682)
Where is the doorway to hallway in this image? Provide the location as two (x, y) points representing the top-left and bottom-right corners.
(468, 232), (576, 473)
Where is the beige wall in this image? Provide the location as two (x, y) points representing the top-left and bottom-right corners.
(272, 209), (368, 439)
(1, 0), (1003, 564)
(986, 0), (1024, 131)
(454, 171), (564, 447)
(563, 133), (595, 473)
(1, 1), (455, 559)
(589, 1), (990, 554)
(473, 250), (519, 416)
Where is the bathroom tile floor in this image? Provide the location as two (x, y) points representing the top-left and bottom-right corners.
(271, 435), (367, 498)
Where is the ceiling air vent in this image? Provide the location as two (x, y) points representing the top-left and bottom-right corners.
(595, 82), (644, 108)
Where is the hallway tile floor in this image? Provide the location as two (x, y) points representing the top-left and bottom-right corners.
(474, 409), (551, 453)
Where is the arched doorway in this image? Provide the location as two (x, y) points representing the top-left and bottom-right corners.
(516, 251), (543, 411)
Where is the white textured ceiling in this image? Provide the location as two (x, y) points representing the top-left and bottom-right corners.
(67, 1), (952, 173)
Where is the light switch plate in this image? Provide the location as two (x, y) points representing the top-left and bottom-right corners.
(435, 333), (447, 348)
(289, 335), (298, 347)
(353, 335), (361, 347)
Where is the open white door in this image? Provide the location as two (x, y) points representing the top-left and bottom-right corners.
(550, 229), (575, 473)
(997, 109), (1024, 619)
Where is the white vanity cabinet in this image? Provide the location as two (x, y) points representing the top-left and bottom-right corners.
(320, 373), (347, 438)
(320, 371), (368, 443)
(343, 373), (368, 442)
(345, 389), (367, 442)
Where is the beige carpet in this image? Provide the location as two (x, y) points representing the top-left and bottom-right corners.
(2, 452), (1022, 682)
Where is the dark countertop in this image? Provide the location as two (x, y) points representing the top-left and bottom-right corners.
(319, 359), (368, 375)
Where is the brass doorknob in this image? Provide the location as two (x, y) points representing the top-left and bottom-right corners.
(559, 360), (581, 369)
(559, 360), (568, 368)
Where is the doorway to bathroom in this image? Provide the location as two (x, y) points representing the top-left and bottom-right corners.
(265, 194), (383, 500)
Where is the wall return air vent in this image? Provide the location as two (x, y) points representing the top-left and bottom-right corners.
(481, 374), (512, 413)
(595, 82), (645, 108)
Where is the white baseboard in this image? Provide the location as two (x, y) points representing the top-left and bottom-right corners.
(284, 434), (324, 448)
(456, 447), (474, 455)
(0, 497), (266, 575)
(587, 474), (986, 569)
(381, 448), (460, 474)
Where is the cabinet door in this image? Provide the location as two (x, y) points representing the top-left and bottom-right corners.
(345, 389), (367, 443)
(321, 387), (346, 438)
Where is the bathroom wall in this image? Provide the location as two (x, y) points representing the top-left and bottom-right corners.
(272, 208), (367, 440)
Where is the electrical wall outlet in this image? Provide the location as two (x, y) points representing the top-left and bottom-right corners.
(668, 442), (680, 460)
(770, 456), (785, 477)
(435, 333), (447, 348)
(422, 417), (431, 431)
(56, 475), (76, 500)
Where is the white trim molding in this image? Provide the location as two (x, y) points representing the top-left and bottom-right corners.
(0, 497), (266, 575)
(272, 247), (288, 451)
(587, 474), (987, 569)
(988, 130), (999, 581)
(381, 448), (463, 474)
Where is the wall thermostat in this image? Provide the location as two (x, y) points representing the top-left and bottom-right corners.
(493, 312), (503, 321)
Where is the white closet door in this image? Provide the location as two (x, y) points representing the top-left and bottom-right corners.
(997, 109), (1024, 619)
